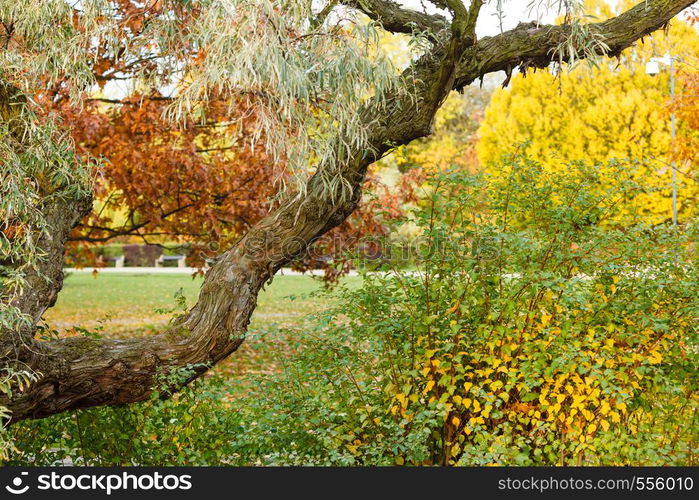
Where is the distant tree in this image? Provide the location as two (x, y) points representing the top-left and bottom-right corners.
(674, 70), (699, 170)
(670, 9), (699, 218)
(1, 0), (694, 421)
(477, 6), (699, 223)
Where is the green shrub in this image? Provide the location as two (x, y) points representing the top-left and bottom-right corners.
(8, 157), (697, 466)
(227, 158), (697, 465)
(7, 368), (244, 466)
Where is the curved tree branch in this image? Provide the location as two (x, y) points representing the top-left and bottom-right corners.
(454, 0), (695, 89)
(341, 0), (449, 37)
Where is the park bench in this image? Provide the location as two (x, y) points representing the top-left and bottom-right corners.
(156, 254), (187, 268)
(106, 255), (125, 268)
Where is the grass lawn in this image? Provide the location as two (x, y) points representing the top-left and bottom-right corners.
(43, 272), (359, 381)
(44, 272), (337, 332)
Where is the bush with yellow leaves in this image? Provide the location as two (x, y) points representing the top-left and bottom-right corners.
(229, 156), (696, 465)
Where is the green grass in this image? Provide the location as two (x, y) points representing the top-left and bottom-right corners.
(45, 272), (335, 333)
(43, 272), (359, 381)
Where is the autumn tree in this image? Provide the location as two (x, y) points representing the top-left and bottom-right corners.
(1, 0), (694, 422)
(674, 71), (699, 168)
(59, 97), (277, 263)
(477, 2), (699, 223)
(672, 6), (698, 201)
(40, 1), (394, 275)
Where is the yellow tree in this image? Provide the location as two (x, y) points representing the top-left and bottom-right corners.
(477, 4), (699, 223)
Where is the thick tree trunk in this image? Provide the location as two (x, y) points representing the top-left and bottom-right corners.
(1, 0), (693, 421)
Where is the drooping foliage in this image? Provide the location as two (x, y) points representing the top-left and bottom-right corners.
(16, 0), (410, 270)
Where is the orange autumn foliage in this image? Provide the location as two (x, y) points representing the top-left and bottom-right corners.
(38, 0), (408, 276)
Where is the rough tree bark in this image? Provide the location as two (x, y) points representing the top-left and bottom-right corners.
(1, 0), (694, 421)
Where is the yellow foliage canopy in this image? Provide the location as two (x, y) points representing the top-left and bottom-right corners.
(477, 18), (699, 224)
